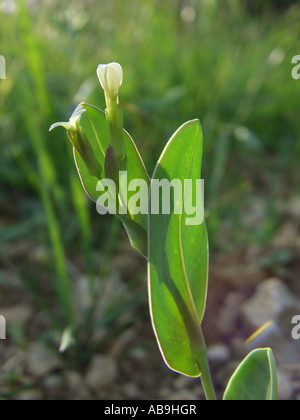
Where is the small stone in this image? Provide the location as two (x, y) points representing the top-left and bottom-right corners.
(207, 344), (230, 365)
(128, 347), (147, 362)
(110, 328), (136, 357)
(242, 278), (299, 329)
(284, 197), (300, 221)
(1, 348), (26, 374)
(85, 355), (117, 392)
(159, 387), (172, 398)
(1, 305), (32, 326)
(63, 371), (91, 400)
(277, 369), (293, 400)
(167, 390), (198, 400)
(272, 222), (300, 250)
(123, 382), (139, 399)
(26, 343), (62, 377)
(173, 375), (192, 390)
(15, 389), (44, 400)
(241, 198), (266, 228)
(43, 374), (64, 399)
(218, 292), (245, 336)
(73, 276), (92, 313)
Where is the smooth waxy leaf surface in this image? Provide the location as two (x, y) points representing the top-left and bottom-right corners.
(73, 103), (149, 256)
(223, 348), (278, 400)
(148, 120), (208, 377)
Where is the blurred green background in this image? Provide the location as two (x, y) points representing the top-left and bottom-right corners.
(0, 0), (300, 399)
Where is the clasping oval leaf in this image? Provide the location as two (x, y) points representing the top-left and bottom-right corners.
(223, 348), (278, 401)
(148, 119), (209, 377)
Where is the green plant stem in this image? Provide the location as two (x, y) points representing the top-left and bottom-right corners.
(200, 354), (217, 401)
(170, 285), (217, 400)
(105, 99), (127, 167)
(195, 327), (217, 401)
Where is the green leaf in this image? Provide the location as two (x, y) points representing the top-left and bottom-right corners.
(148, 119), (208, 377)
(73, 103), (149, 257)
(223, 348), (278, 401)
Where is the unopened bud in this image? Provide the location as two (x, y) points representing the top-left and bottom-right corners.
(97, 63), (127, 168)
(97, 63), (123, 100)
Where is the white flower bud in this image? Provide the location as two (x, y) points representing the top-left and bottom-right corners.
(97, 62), (123, 99)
